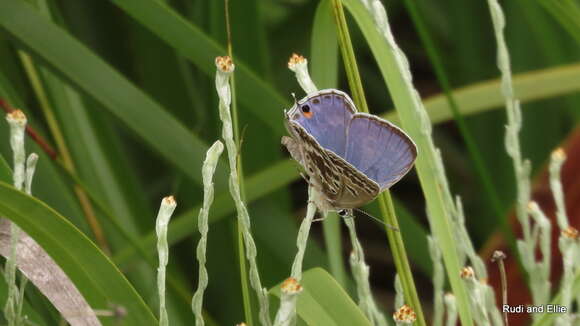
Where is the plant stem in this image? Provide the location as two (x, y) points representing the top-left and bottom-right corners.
(224, 1), (254, 324)
(331, 0), (367, 111)
(331, 1), (426, 325)
(378, 195), (426, 326)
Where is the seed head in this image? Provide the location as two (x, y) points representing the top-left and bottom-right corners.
(460, 266), (475, 279)
(393, 304), (416, 324)
(281, 277), (303, 294)
(215, 56), (234, 73)
(562, 226), (578, 240)
(287, 53), (307, 71)
(6, 109), (27, 126)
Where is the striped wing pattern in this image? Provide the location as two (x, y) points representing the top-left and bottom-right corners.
(287, 122), (379, 209)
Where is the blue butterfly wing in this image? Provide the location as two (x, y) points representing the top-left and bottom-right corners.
(289, 89), (355, 157)
(344, 114), (417, 190)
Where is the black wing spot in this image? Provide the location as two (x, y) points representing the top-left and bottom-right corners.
(312, 98), (320, 104)
(301, 105), (311, 113)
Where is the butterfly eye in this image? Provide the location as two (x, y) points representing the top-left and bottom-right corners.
(301, 105), (313, 118)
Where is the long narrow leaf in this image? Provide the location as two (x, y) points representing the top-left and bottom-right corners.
(0, 181), (157, 325)
(0, 0), (226, 188)
(107, 0), (288, 135)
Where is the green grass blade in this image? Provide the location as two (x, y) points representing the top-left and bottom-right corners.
(390, 62), (580, 125)
(342, 0), (473, 324)
(0, 181), (157, 325)
(332, 1), (426, 324)
(311, 0), (339, 89)
(0, 68), (94, 233)
(536, 0), (580, 44)
(270, 268), (371, 326)
(401, 0), (511, 249)
(0, 0), (226, 188)
(107, 0), (289, 135)
(0, 153), (10, 183)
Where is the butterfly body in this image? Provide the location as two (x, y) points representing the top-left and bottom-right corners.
(282, 89), (417, 212)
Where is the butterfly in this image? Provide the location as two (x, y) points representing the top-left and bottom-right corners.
(282, 89), (417, 213)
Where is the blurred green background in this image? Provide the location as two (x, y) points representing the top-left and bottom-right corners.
(0, 0), (579, 325)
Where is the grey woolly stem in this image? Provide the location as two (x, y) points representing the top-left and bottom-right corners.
(192, 141), (223, 326)
(5, 111), (27, 326)
(549, 149), (577, 324)
(156, 196), (177, 326)
(25, 153), (38, 195)
(444, 294), (458, 326)
(486, 0), (553, 313)
(4, 112), (97, 326)
(290, 188), (319, 280)
(549, 150), (567, 230)
(215, 60), (271, 326)
(428, 236), (444, 326)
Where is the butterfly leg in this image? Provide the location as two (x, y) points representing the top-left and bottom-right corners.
(312, 213), (327, 222)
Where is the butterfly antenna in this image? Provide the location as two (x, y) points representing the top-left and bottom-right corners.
(353, 208), (399, 231)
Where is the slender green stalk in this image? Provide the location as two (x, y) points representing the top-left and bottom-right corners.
(192, 141), (224, 326)
(342, 0), (473, 324)
(223, 1), (254, 323)
(331, 2), (427, 325)
(156, 196), (177, 326)
(331, 0), (367, 111)
(224, 0), (254, 326)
